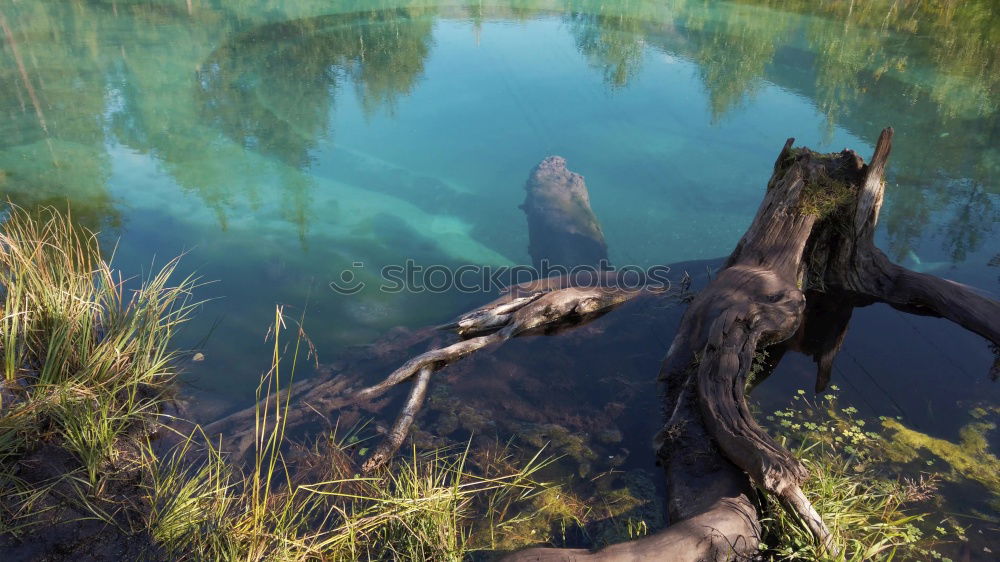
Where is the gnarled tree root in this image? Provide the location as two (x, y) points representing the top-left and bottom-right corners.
(506, 129), (998, 560)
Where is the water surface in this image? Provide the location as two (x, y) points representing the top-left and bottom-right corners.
(2, 0), (998, 554)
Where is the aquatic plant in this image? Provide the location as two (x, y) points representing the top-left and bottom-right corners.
(760, 447), (938, 561)
(519, 422), (597, 477)
(882, 417), (1000, 494)
(762, 388), (971, 561)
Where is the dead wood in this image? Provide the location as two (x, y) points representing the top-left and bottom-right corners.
(522, 156), (608, 269)
(361, 364), (433, 472)
(505, 128), (999, 560)
(352, 283), (652, 472)
(205, 276), (660, 463)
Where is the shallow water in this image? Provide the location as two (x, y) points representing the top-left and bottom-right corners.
(3, 0), (999, 554)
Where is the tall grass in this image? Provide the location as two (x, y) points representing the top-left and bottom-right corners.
(0, 206), (558, 559)
(145, 305), (554, 561)
(0, 205), (198, 515)
(0, 206), (196, 388)
(762, 442), (929, 561)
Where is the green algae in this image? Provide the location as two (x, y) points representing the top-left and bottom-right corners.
(588, 470), (663, 547)
(482, 469), (663, 552)
(427, 384), (497, 436)
(594, 428), (623, 444)
(882, 418), (1000, 494)
(520, 423), (597, 477)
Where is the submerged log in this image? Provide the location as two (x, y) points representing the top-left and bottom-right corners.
(522, 156), (609, 270)
(203, 274), (664, 462)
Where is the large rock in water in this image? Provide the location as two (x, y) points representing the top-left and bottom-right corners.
(521, 156), (609, 270)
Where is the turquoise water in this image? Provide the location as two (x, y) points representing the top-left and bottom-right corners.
(2, 0), (999, 553)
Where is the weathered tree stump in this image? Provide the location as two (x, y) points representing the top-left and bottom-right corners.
(504, 128), (1000, 560)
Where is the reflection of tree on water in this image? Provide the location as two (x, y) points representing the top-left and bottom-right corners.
(0, 2), (120, 235)
(686, 6), (788, 120)
(1, 2), (439, 239)
(0, 0), (995, 259)
(183, 8), (436, 237)
(566, 6), (647, 89)
(196, 9), (435, 168)
(937, 183), (996, 263)
(561, 0), (998, 264)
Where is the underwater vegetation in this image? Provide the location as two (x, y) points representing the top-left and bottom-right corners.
(764, 388), (1000, 561)
(882, 414), (1000, 494)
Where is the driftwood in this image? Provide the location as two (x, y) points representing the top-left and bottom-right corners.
(203, 273), (664, 462)
(350, 280), (657, 471)
(361, 365), (433, 472)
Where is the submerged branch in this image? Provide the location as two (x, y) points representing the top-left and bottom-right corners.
(361, 364), (433, 473)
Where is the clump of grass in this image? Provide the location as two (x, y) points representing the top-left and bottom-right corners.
(144, 434), (239, 558)
(144, 306), (556, 561)
(53, 389), (131, 487)
(0, 205), (198, 525)
(0, 206), (196, 389)
(799, 174), (855, 219)
(762, 445), (932, 561)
